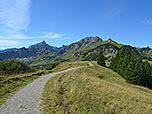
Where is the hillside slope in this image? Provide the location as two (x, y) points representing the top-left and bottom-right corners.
(54, 36), (120, 62)
(53, 37), (151, 62)
(0, 36), (151, 67)
(43, 62), (152, 114)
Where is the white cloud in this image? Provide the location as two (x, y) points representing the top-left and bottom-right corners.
(41, 32), (64, 39)
(147, 20), (152, 24)
(11, 35), (35, 39)
(0, 32), (65, 40)
(0, 0), (31, 33)
(0, 40), (20, 46)
(0, 34), (35, 39)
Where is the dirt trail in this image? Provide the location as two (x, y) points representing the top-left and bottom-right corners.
(0, 67), (81, 114)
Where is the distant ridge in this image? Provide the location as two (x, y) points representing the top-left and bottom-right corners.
(29, 41), (64, 52)
(0, 48), (18, 53)
(0, 36), (151, 67)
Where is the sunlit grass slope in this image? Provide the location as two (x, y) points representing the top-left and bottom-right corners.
(52, 61), (89, 72)
(43, 61), (152, 114)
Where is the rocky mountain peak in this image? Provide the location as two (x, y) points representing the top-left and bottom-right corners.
(28, 41), (65, 52)
(78, 36), (102, 47)
(64, 36), (102, 51)
(81, 36), (102, 42)
(78, 36), (101, 45)
(40, 40), (47, 44)
(29, 41), (51, 49)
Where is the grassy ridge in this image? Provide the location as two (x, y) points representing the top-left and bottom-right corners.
(52, 61), (89, 72)
(0, 70), (49, 105)
(43, 62), (152, 114)
(100, 40), (123, 48)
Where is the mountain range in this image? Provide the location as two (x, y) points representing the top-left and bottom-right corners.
(0, 36), (151, 68)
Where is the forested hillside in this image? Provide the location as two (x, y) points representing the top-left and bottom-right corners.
(110, 47), (152, 89)
(0, 59), (34, 75)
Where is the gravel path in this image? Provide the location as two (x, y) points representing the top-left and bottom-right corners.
(0, 67), (81, 114)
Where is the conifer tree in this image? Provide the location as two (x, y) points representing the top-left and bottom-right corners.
(97, 51), (105, 66)
(110, 47), (152, 89)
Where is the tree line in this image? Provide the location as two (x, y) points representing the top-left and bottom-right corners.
(109, 47), (152, 89)
(0, 59), (34, 75)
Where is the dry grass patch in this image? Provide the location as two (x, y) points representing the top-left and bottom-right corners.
(43, 62), (152, 114)
(52, 61), (89, 72)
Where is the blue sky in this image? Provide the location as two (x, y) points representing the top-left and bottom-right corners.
(0, 0), (152, 49)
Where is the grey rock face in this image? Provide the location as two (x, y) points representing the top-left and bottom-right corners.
(64, 36), (102, 51)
